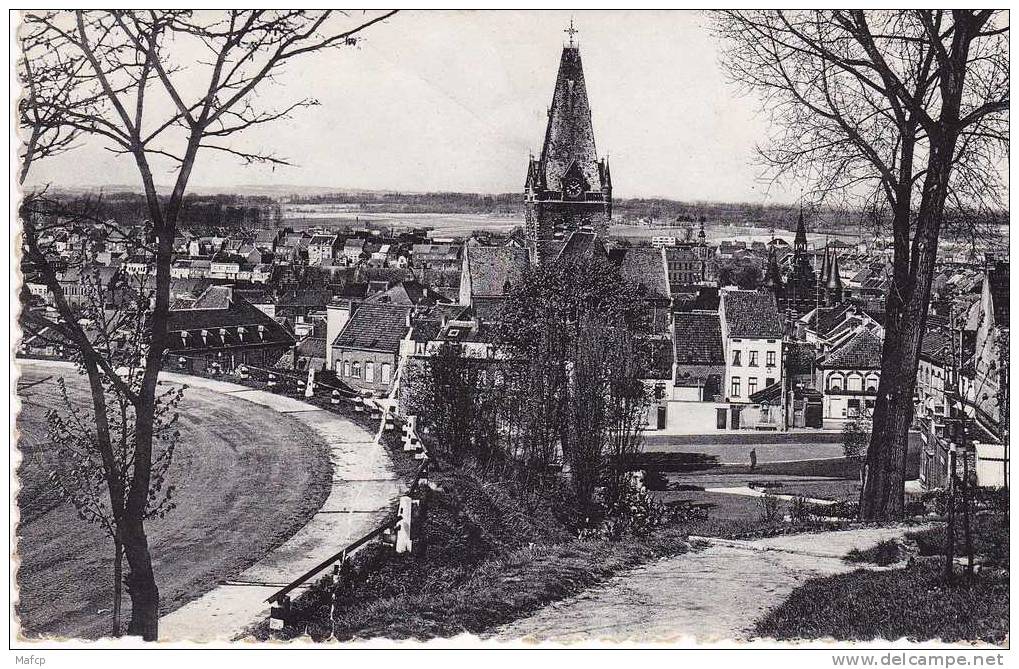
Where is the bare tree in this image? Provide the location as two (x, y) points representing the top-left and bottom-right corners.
(46, 373), (182, 636)
(17, 9), (397, 639)
(715, 10), (1008, 519)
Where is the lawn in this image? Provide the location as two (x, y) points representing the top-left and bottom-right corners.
(754, 564), (1009, 644)
(15, 364), (334, 639)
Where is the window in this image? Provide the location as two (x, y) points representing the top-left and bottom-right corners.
(847, 375), (863, 392)
(731, 377), (741, 397)
(365, 362), (375, 383)
(749, 351), (759, 367)
(865, 375), (879, 392)
(343, 360), (351, 377)
(766, 351), (776, 367)
(748, 377), (758, 396)
(732, 350), (742, 366)
(381, 363), (392, 384)
(352, 361), (361, 378)
(828, 373), (843, 392)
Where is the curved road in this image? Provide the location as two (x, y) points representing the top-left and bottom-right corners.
(15, 362), (333, 640)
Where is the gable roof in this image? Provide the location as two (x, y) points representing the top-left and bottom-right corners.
(674, 312), (725, 366)
(721, 290), (783, 339)
(615, 247), (670, 300)
(167, 287), (294, 351)
(818, 328), (883, 370)
(332, 303), (410, 353)
(466, 246), (530, 297)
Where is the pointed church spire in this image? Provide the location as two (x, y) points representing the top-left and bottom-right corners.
(819, 242), (830, 283)
(827, 247), (843, 290)
(794, 204), (808, 252)
(524, 33), (612, 245)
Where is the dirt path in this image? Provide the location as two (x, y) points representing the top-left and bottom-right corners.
(15, 363), (334, 640)
(495, 526), (921, 643)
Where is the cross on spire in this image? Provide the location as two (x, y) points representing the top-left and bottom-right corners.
(565, 19), (578, 46)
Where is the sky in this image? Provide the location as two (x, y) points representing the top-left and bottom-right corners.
(23, 10), (803, 203)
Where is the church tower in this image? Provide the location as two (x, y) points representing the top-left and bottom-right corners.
(780, 206), (820, 316)
(524, 24), (612, 248)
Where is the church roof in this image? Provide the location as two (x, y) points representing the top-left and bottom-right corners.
(613, 247), (670, 300)
(536, 45), (605, 194)
(465, 246), (530, 298)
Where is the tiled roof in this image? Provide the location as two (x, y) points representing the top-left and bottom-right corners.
(818, 328), (883, 370)
(673, 312), (724, 365)
(721, 290), (783, 339)
(466, 246), (530, 297)
(556, 231), (605, 263)
(920, 329), (951, 366)
(168, 288), (294, 351)
(332, 303), (410, 353)
(615, 247), (670, 300)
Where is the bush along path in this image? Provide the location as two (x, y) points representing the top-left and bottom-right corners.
(157, 372), (404, 642)
(494, 525), (930, 643)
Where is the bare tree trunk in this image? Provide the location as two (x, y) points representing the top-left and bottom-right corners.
(112, 537), (123, 637)
(861, 123), (962, 520)
(122, 513), (159, 640)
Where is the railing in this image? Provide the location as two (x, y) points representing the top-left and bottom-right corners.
(264, 409), (432, 633)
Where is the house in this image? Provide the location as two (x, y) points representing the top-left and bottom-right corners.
(209, 252), (243, 280)
(330, 302), (412, 395)
(307, 234), (339, 266)
(459, 245), (530, 322)
(167, 285), (295, 373)
(719, 289), (784, 405)
(342, 238), (367, 264)
(672, 311), (724, 402)
(815, 328), (883, 424)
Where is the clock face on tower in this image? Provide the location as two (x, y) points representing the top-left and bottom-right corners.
(565, 179), (583, 199)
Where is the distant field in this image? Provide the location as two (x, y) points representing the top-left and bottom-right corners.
(282, 205), (867, 246)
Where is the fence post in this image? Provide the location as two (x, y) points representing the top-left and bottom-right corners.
(306, 368), (316, 398)
(331, 389), (341, 405)
(396, 496), (413, 554)
(354, 397), (364, 413)
(269, 595), (291, 632)
(268, 373), (277, 389)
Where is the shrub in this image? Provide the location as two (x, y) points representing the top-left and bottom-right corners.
(789, 495), (811, 522)
(642, 469), (669, 491)
(844, 539), (903, 566)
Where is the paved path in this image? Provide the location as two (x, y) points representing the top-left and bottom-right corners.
(156, 374), (399, 642)
(495, 526), (922, 644)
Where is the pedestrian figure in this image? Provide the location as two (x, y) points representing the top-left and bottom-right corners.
(750, 448), (757, 471)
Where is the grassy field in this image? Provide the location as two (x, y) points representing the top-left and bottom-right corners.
(15, 365), (333, 639)
(754, 564), (1009, 644)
